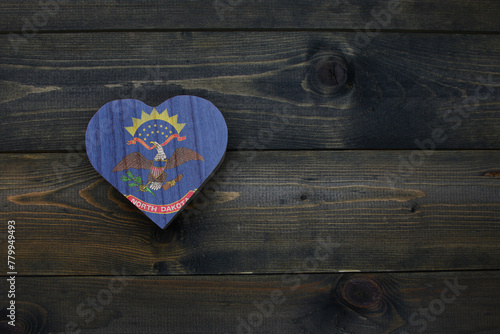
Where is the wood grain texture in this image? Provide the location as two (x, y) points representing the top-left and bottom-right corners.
(1, 150), (499, 276)
(1, 272), (499, 333)
(1, 32), (499, 152)
(1, 0), (500, 32)
(1, 1), (499, 333)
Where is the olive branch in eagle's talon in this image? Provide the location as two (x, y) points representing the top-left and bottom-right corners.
(120, 171), (156, 196)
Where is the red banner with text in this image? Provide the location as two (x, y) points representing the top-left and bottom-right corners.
(126, 190), (196, 214)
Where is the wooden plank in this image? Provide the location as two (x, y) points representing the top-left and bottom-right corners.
(1, 271), (499, 333)
(1, 32), (499, 151)
(1, 0), (500, 32)
(1, 151), (499, 275)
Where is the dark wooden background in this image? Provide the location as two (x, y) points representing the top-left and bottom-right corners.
(1, 1), (500, 333)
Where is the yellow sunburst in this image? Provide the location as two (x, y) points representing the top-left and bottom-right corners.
(125, 108), (186, 137)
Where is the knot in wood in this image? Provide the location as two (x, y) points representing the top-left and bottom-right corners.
(155, 227), (176, 244)
(0, 302), (47, 333)
(306, 53), (350, 97)
(342, 278), (382, 308)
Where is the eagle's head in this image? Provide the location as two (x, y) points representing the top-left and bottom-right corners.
(150, 141), (167, 161)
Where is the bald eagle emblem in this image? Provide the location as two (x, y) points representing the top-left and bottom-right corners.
(113, 141), (204, 194)
(113, 107), (204, 195)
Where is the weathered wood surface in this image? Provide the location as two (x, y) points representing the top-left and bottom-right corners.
(1, 272), (499, 333)
(1, 0), (500, 32)
(1, 150), (499, 276)
(1, 1), (499, 332)
(1, 32), (499, 152)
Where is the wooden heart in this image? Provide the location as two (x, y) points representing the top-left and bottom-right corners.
(85, 96), (228, 229)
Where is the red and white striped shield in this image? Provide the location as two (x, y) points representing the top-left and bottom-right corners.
(151, 166), (164, 178)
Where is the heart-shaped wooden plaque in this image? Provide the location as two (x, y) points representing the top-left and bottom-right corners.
(86, 96), (228, 228)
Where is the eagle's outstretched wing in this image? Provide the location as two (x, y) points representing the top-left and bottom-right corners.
(112, 152), (152, 172)
(164, 147), (204, 169)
